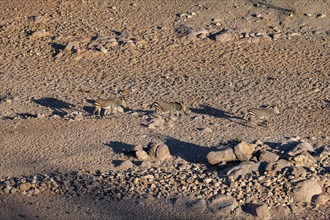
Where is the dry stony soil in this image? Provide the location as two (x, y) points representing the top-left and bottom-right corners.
(0, 0), (330, 219)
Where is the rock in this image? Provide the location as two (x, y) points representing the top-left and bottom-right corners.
(255, 139), (263, 146)
(117, 160), (133, 171)
(120, 28), (130, 38)
(31, 30), (51, 39)
(10, 188), (18, 194)
(99, 46), (108, 54)
(207, 195), (240, 216)
(291, 179), (323, 203)
(316, 13), (326, 18)
(207, 148), (237, 165)
(4, 186), (10, 194)
(242, 203), (271, 220)
(258, 150), (279, 162)
(148, 142), (172, 161)
(186, 199), (207, 211)
(312, 193), (330, 206)
(224, 161), (260, 179)
(148, 116), (165, 129)
(271, 205), (291, 218)
(175, 25), (195, 37)
(140, 161), (151, 169)
(19, 183), (31, 191)
(65, 41), (80, 53)
(136, 150), (149, 160)
(131, 144), (143, 152)
(233, 141), (256, 161)
(292, 151), (316, 168)
(291, 166), (307, 177)
(288, 142), (314, 156)
(215, 31), (235, 43)
(264, 159), (291, 174)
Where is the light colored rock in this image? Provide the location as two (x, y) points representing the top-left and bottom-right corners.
(291, 179), (323, 203)
(258, 150), (279, 162)
(233, 141), (256, 161)
(293, 151), (316, 168)
(19, 183), (31, 191)
(31, 30), (51, 39)
(136, 150), (149, 160)
(99, 46), (108, 54)
(117, 160), (133, 171)
(131, 144), (143, 152)
(207, 195), (240, 215)
(225, 161), (260, 179)
(317, 13), (326, 18)
(148, 142), (171, 161)
(207, 148), (237, 165)
(215, 31), (235, 43)
(291, 166), (307, 177)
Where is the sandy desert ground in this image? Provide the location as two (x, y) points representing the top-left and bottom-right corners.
(0, 0), (329, 219)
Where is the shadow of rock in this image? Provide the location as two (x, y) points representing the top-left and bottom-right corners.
(50, 42), (66, 57)
(163, 136), (218, 163)
(34, 97), (73, 117)
(105, 141), (134, 156)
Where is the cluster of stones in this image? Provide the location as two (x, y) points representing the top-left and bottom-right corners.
(175, 25), (275, 45)
(53, 30), (144, 61)
(1, 139), (329, 218)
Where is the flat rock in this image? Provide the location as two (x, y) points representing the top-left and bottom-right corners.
(116, 160), (133, 171)
(233, 141), (256, 161)
(31, 30), (51, 39)
(207, 148), (237, 165)
(225, 161), (260, 179)
(291, 179), (323, 203)
(207, 195), (240, 216)
(258, 150), (279, 162)
(215, 30), (235, 43)
(264, 159), (291, 175)
(186, 199), (207, 211)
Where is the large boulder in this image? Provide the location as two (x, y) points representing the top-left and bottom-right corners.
(291, 179), (323, 203)
(258, 150), (279, 162)
(148, 142), (172, 161)
(233, 141), (256, 161)
(288, 141), (314, 156)
(207, 148), (237, 165)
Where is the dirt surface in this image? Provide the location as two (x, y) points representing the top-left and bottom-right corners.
(0, 0), (329, 219)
